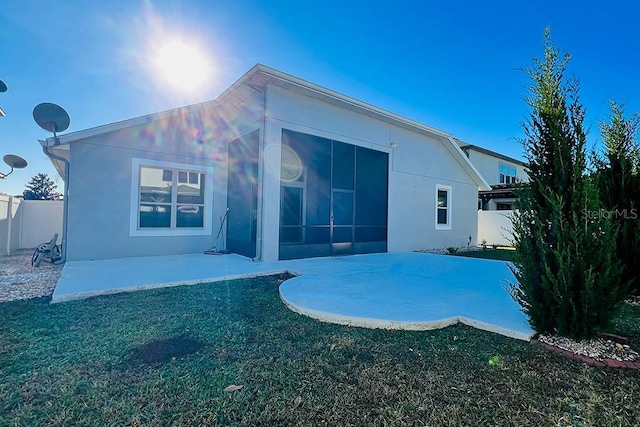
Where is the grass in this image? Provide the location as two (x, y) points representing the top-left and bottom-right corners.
(456, 248), (516, 261)
(1, 274), (639, 426)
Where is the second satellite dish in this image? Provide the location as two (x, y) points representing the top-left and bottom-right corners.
(33, 102), (71, 134)
(3, 154), (28, 170)
(0, 154), (28, 179)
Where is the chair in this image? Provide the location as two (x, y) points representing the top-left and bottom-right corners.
(31, 233), (62, 267)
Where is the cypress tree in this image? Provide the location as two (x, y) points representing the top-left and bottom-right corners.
(593, 102), (640, 295)
(509, 30), (626, 339)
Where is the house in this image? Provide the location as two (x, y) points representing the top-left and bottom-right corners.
(456, 141), (529, 210)
(40, 64), (491, 262)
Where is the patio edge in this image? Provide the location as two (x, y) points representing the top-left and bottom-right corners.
(51, 270), (289, 303)
(280, 291), (533, 341)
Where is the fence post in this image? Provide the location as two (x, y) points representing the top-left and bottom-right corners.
(5, 196), (13, 256)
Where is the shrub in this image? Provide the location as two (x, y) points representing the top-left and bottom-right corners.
(592, 102), (640, 295)
(509, 30), (626, 339)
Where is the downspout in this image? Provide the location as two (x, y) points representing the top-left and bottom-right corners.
(41, 142), (69, 264)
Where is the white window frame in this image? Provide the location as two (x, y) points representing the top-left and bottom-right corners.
(130, 158), (214, 237)
(499, 162), (517, 184)
(435, 184), (452, 230)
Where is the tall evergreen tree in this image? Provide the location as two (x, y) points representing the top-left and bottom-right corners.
(593, 102), (640, 295)
(509, 30), (626, 339)
(23, 173), (62, 200)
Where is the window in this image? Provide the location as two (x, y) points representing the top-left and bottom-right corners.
(435, 185), (452, 230)
(130, 159), (213, 236)
(499, 163), (517, 184)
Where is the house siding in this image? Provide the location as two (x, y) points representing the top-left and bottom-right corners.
(466, 149), (528, 185)
(259, 84), (479, 260)
(65, 92), (262, 261)
(59, 68), (484, 262)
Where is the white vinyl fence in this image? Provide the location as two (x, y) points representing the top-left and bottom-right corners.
(478, 209), (514, 247)
(0, 195), (63, 256)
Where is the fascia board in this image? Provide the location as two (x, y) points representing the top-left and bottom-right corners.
(444, 137), (492, 191)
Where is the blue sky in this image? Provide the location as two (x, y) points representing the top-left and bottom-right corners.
(1, 0), (639, 196)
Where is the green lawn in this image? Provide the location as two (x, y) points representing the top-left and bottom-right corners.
(1, 274), (639, 426)
(456, 248), (516, 261)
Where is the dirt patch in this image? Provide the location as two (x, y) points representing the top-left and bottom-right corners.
(127, 336), (206, 366)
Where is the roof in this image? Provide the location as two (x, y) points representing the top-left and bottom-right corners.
(455, 139), (526, 166)
(39, 64), (491, 190)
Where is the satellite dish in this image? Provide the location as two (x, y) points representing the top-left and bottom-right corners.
(33, 102), (70, 133)
(3, 154), (28, 170)
(0, 154), (27, 179)
(0, 80), (6, 117)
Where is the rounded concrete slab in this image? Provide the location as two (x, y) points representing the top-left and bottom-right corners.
(279, 252), (534, 341)
(53, 251), (534, 340)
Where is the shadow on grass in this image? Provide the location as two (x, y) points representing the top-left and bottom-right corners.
(126, 336), (206, 366)
(456, 249), (515, 262)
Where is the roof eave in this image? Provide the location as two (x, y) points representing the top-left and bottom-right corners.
(41, 99), (222, 146)
(444, 137), (492, 191)
(36, 64), (490, 190)
(250, 64), (452, 139)
(39, 139), (68, 178)
(40, 63), (453, 146)
(458, 142), (526, 166)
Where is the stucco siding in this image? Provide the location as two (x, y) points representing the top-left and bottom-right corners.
(61, 71), (484, 262)
(261, 85), (480, 259)
(66, 97), (261, 261)
(467, 150), (528, 185)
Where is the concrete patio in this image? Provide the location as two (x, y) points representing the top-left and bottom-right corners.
(52, 252), (534, 341)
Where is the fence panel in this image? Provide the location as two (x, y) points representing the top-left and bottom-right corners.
(0, 195), (11, 256)
(478, 210), (514, 247)
(19, 200), (63, 249)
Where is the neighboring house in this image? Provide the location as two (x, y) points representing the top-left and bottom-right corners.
(456, 140), (529, 210)
(40, 64), (490, 262)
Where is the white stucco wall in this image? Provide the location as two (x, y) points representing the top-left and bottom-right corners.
(65, 92), (262, 261)
(467, 150), (528, 185)
(62, 78), (485, 262)
(259, 84), (481, 260)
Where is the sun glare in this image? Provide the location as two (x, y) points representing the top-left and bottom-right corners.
(155, 40), (209, 91)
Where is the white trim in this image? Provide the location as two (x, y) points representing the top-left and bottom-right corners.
(444, 137), (491, 191)
(130, 158), (214, 237)
(435, 184), (452, 231)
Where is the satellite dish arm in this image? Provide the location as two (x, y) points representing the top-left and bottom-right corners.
(2, 165), (13, 178)
(0, 164), (19, 179)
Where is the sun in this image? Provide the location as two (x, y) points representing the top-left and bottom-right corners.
(155, 40), (209, 91)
